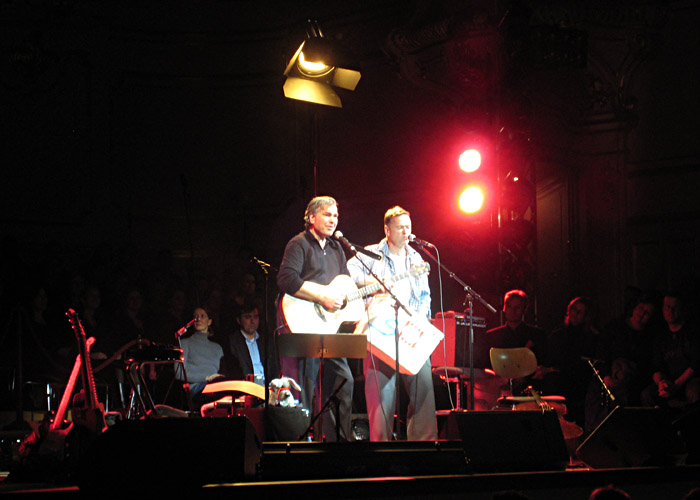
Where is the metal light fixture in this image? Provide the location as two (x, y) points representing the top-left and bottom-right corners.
(283, 20), (361, 108)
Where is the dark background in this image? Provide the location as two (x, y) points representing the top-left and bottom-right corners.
(2, 0), (699, 338)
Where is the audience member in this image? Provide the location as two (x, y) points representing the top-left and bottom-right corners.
(77, 284), (110, 362)
(145, 287), (188, 345)
(543, 296), (599, 427)
(221, 300), (278, 385)
(204, 287), (224, 332)
(585, 290), (660, 433)
(475, 289), (549, 394)
(492, 491), (532, 500)
(221, 271), (262, 333)
(641, 291), (700, 411)
(20, 284), (73, 384)
(589, 485), (631, 500)
(104, 285), (147, 356)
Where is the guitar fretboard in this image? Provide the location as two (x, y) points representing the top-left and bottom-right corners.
(345, 264), (426, 302)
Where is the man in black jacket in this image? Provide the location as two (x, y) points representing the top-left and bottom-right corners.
(222, 300), (278, 385)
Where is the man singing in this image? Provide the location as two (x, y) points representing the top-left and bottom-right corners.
(276, 196), (354, 441)
(347, 206), (436, 441)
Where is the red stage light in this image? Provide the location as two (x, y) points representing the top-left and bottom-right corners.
(459, 149), (482, 173)
(458, 186), (485, 213)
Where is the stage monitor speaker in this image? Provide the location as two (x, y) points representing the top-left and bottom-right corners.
(260, 440), (468, 480)
(79, 417), (261, 491)
(673, 408), (700, 464)
(431, 311), (486, 368)
(442, 410), (569, 473)
(576, 406), (687, 469)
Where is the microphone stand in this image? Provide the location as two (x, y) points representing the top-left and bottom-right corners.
(349, 248), (411, 440)
(251, 257), (278, 408)
(586, 358), (616, 408)
(411, 243), (496, 410)
(174, 331), (194, 412)
(298, 378), (347, 441)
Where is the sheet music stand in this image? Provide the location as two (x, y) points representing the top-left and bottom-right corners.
(277, 333), (367, 440)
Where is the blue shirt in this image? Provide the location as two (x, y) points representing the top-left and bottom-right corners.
(346, 238), (431, 319)
(243, 331), (265, 378)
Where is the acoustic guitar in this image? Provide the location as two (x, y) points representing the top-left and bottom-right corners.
(281, 262), (429, 334)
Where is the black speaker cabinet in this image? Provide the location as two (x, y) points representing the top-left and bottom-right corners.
(442, 410), (569, 473)
(79, 417), (261, 491)
(576, 406), (687, 469)
(673, 407), (700, 464)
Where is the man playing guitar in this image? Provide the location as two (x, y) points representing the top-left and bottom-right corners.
(276, 196), (354, 442)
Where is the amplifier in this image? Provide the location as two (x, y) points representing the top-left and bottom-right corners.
(431, 311), (487, 368)
(456, 315), (487, 329)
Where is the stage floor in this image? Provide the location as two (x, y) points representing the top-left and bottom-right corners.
(2, 408), (699, 499)
(1, 464), (699, 499)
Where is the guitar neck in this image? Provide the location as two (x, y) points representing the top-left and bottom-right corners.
(67, 309), (104, 415)
(82, 339), (101, 410)
(50, 352), (82, 431)
(348, 268), (414, 302)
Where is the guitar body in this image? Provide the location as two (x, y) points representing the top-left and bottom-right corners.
(13, 324), (102, 483)
(280, 264), (430, 335)
(282, 275), (365, 334)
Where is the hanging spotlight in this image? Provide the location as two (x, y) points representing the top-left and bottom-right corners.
(283, 20), (361, 108)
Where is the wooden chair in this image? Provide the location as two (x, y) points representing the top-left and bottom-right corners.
(489, 347), (565, 408)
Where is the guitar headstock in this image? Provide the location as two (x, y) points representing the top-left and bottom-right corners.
(410, 262), (430, 277)
(66, 308), (86, 338)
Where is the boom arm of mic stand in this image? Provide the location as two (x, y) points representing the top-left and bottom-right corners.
(411, 245), (497, 410)
(413, 246), (496, 314)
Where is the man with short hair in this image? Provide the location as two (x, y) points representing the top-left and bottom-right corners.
(641, 292), (700, 410)
(477, 290), (548, 365)
(276, 196), (354, 441)
(221, 301), (277, 385)
(347, 206), (436, 441)
(474, 289), (549, 392)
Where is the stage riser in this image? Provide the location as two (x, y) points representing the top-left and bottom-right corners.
(78, 417), (260, 491)
(260, 441), (468, 480)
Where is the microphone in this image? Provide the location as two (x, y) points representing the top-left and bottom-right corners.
(334, 231), (383, 261)
(250, 256), (271, 268)
(175, 319), (196, 338)
(408, 234), (435, 248)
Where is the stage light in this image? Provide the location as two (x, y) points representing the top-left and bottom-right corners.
(458, 186), (485, 213)
(283, 22), (361, 108)
(459, 149), (482, 173)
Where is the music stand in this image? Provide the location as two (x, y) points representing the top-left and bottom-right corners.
(277, 333), (367, 440)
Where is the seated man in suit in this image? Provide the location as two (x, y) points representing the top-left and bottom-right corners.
(221, 300), (278, 386)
